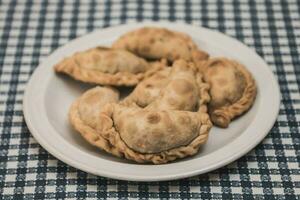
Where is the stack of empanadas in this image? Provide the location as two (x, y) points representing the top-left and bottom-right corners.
(55, 27), (257, 164)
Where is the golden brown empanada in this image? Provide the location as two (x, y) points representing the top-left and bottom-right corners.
(55, 47), (164, 86)
(97, 103), (211, 164)
(69, 86), (123, 157)
(200, 58), (257, 128)
(95, 59), (212, 164)
(112, 27), (209, 63)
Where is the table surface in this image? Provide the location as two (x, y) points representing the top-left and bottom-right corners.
(0, 0), (299, 199)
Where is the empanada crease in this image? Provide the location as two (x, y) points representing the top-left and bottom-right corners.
(69, 86), (123, 157)
(200, 58), (257, 128)
(55, 47), (164, 86)
(112, 27), (209, 63)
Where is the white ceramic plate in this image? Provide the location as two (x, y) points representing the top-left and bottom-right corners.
(23, 22), (280, 181)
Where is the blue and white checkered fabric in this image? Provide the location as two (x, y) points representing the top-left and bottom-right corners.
(0, 0), (299, 199)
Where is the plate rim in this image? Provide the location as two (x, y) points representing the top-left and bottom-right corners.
(23, 21), (281, 181)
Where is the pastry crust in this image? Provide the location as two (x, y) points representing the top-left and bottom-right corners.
(200, 58), (257, 128)
(55, 47), (164, 86)
(69, 86), (123, 157)
(112, 27), (209, 63)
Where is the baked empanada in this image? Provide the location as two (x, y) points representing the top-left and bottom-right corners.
(69, 86), (123, 157)
(55, 47), (163, 86)
(112, 27), (209, 63)
(95, 59), (212, 164)
(200, 58), (257, 128)
(97, 104), (211, 164)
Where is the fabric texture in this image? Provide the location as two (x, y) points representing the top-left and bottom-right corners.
(0, 0), (299, 199)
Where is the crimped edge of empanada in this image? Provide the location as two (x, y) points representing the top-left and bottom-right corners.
(99, 106), (212, 164)
(205, 58), (257, 128)
(69, 99), (123, 157)
(55, 57), (165, 86)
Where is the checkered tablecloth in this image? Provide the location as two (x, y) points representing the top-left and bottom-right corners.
(0, 0), (299, 199)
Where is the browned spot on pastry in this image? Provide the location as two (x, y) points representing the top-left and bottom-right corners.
(178, 102), (187, 110)
(96, 46), (110, 51)
(141, 46), (150, 53)
(172, 80), (194, 94)
(147, 112), (161, 124)
(158, 37), (165, 42)
(145, 83), (153, 88)
(174, 54), (180, 60)
(149, 38), (155, 44)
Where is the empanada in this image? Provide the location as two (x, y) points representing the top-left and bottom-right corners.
(95, 59), (212, 164)
(112, 27), (209, 63)
(55, 47), (163, 86)
(97, 104), (211, 164)
(200, 58), (257, 128)
(69, 86), (123, 157)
